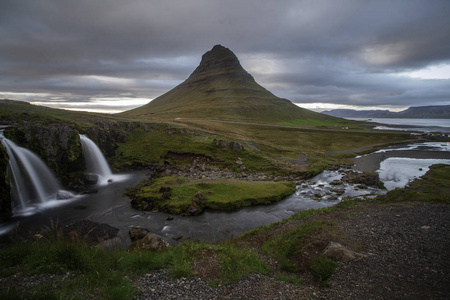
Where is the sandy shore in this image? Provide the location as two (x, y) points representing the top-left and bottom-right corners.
(353, 150), (450, 173)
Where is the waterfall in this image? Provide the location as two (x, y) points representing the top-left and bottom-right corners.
(0, 130), (66, 214)
(79, 134), (113, 184)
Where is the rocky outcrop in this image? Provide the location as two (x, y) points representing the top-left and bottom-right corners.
(0, 146), (11, 219)
(341, 171), (385, 189)
(3, 123), (84, 187)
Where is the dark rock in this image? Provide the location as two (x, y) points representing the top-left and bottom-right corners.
(192, 190), (207, 207)
(186, 205), (202, 216)
(330, 180), (342, 186)
(84, 173), (99, 185)
(166, 215), (174, 221)
(342, 171), (384, 189)
(0, 145), (11, 219)
(81, 188), (98, 194)
(129, 226), (151, 241)
(213, 139), (244, 152)
(63, 220), (119, 243)
(129, 233), (169, 251)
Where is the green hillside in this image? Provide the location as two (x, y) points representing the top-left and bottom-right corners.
(120, 45), (341, 125)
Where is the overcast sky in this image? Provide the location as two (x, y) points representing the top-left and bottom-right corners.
(1, 0), (449, 113)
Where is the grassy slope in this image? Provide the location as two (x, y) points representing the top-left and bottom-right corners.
(0, 100), (119, 126)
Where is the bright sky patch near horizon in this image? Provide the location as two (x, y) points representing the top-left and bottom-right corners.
(0, 0), (449, 114)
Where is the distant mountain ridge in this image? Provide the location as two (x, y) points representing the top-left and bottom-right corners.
(121, 45), (339, 124)
(322, 105), (450, 119)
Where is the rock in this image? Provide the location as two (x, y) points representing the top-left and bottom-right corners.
(186, 205), (202, 216)
(129, 226), (151, 241)
(56, 190), (73, 200)
(192, 190), (207, 206)
(236, 157), (243, 165)
(84, 173), (99, 185)
(213, 139), (244, 152)
(130, 233), (169, 251)
(166, 215), (174, 221)
(342, 171), (384, 189)
(81, 188), (98, 194)
(330, 180), (342, 186)
(323, 241), (365, 262)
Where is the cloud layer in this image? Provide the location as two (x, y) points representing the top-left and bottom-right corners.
(1, 0), (449, 112)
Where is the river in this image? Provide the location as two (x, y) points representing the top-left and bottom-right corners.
(1, 141), (450, 247)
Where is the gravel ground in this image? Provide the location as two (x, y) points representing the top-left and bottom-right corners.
(131, 202), (450, 300)
(1, 202), (448, 299)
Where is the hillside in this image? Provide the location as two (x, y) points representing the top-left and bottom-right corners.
(323, 105), (450, 119)
(120, 45), (340, 125)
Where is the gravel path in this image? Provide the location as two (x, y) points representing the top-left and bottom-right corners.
(132, 202), (450, 300)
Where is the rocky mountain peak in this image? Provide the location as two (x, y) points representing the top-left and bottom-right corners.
(187, 45), (254, 82)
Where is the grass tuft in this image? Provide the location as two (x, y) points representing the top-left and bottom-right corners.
(310, 255), (339, 286)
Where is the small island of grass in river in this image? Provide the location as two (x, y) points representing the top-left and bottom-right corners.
(128, 176), (296, 215)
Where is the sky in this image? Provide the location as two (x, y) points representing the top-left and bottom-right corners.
(1, 0), (450, 113)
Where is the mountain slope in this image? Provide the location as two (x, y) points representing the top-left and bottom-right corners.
(121, 45), (339, 124)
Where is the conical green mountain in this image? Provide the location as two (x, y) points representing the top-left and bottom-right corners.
(121, 45), (338, 124)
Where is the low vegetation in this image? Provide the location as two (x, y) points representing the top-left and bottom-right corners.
(1, 162), (449, 298)
(128, 176), (296, 215)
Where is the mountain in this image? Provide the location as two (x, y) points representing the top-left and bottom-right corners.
(321, 109), (395, 118)
(322, 105), (450, 119)
(121, 45), (338, 124)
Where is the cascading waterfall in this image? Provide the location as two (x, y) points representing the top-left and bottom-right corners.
(79, 134), (113, 184)
(0, 130), (68, 214)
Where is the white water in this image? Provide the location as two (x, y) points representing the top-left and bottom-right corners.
(0, 131), (73, 215)
(378, 157), (450, 190)
(80, 135), (113, 185)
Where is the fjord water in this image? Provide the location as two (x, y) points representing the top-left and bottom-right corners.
(348, 118), (450, 133)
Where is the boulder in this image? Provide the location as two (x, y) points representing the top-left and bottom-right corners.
(130, 233), (169, 251)
(323, 241), (365, 262)
(129, 226), (151, 241)
(213, 139), (244, 152)
(84, 173), (99, 185)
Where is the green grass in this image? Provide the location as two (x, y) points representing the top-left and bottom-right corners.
(262, 220), (335, 272)
(113, 126), (284, 174)
(0, 236), (268, 298)
(310, 256), (339, 286)
(131, 176), (296, 214)
(274, 274), (303, 286)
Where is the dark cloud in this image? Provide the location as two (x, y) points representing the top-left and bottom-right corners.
(0, 0), (449, 112)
